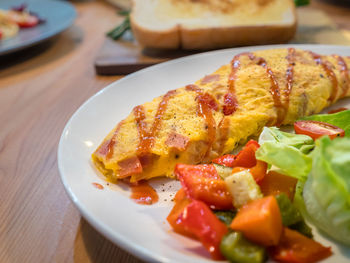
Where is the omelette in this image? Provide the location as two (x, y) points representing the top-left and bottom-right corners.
(92, 48), (350, 182)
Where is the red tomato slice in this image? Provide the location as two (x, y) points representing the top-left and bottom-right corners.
(166, 189), (193, 237)
(212, 140), (267, 182)
(7, 10), (39, 28)
(233, 140), (259, 168)
(178, 200), (228, 260)
(174, 164), (233, 210)
(212, 154), (236, 167)
(259, 171), (297, 201)
(269, 228), (332, 263)
(249, 160), (268, 183)
(294, 120), (345, 140)
(212, 140), (260, 168)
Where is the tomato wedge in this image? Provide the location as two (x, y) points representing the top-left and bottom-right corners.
(233, 140), (259, 168)
(269, 228), (332, 263)
(212, 140), (267, 182)
(7, 10), (39, 28)
(249, 160), (268, 183)
(166, 189), (193, 237)
(178, 200), (228, 260)
(259, 171), (298, 200)
(174, 164), (233, 210)
(212, 140), (260, 168)
(212, 154), (236, 167)
(294, 120), (345, 140)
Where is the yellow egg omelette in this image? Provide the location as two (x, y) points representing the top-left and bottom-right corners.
(92, 48), (350, 182)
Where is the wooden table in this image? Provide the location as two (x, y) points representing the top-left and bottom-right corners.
(0, 0), (349, 262)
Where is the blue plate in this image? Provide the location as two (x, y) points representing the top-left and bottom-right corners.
(0, 0), (76, 55)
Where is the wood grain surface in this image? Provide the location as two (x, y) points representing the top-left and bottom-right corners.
(0, 0), (349, 262)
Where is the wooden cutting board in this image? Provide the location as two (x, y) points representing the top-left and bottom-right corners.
(94, 7), (350, 75)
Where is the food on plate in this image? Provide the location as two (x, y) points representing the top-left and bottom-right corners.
(294, 120), (345, 140)
(92, 48), (350, 183)
(0, 4), (44, 40)
(0, 10), (19, 39)
(167, 137), (335, 262)
(256, 110), (350, 180)
(301, 108), (350, 136)
(254, 113), (350, 247)
(130, 0), (297, 50)
(300, 136), (350, 246)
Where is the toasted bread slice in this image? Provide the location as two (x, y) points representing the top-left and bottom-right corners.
(130, 0), (297, 50)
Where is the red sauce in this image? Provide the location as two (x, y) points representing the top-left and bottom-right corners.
(309, 51), (338, 103)
(92, 182), (104, 190)
(285, 48), (296, 118)
(135, 90), (176, 156)
(328, 107), (348, 114)
(249, 53), (285, 126)
(133, 105), (149, 154)
(223, 53), (249, 115)
(186, 84), (201, 93)
(201, 74), (220, 84)
(334, 55), (350, 98)
(224, 52), (285, 125)
(130, 181), (159, 205)
(105, 121), (124, 159)
(186, 85), (218, 159)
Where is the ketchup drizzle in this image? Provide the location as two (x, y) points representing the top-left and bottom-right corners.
(224, 52), (285, 125)
(133, 105), (149, 154)
(309, 51), (338, 103)
(223, 53), (249, 115)
(250, 53), (285, 126)
(333, 55), (350, 98)
(92, 182), (104, 190)
(105, 120), (124, 160)
(130, 181), (159, 205)
(131, 90), (177, 169)
(136, 90), (177, 155)
(186, 85), (218, 159)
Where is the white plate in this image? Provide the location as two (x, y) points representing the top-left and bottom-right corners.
(58, 44), (350, 263)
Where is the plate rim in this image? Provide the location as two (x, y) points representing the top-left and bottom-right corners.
(58, 43), (350, 263)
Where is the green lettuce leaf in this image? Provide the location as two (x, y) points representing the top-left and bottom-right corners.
(302, 136), (350, 246)
(256, 127), (314, 181)
(300, 110), (350, 137)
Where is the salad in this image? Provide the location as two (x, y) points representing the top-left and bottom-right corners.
(0, 4), (44, 40)
(166, 109), (350, 263)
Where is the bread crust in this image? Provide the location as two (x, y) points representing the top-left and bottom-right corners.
(130, 15), (180, 49)
(181, 22), (297, 50)
(130, 0), (297, 50)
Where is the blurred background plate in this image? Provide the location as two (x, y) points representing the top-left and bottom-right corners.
(0, 0), (76, 56)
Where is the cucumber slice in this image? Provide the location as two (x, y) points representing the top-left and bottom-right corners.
(213, 163), (233, 179)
